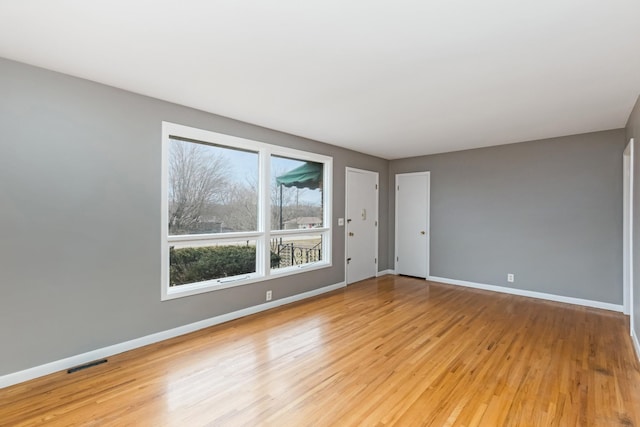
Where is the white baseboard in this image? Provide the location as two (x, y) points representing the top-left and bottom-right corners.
(428, 276), (623, 312)
(632, 326), (640, 363)
(0, 281), (346, 390)
(376, 269), (396, 277)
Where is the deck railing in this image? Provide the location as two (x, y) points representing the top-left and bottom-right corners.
(270, 239), (322, 268)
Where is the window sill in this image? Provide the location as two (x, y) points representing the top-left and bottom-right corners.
(161, 261), (332, 301)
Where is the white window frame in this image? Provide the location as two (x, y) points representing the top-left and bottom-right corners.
(161, 122), (332, 300)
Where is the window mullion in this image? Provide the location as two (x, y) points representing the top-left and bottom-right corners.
(168, 231), (263, 243)
(270, 228), (330, 237)
(261, 147), (271, 278)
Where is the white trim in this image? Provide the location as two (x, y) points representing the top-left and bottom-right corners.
(345, 167), (379, 285)
(623, 139), (634, 317)
(428, 276), (623, 312)
(161, 122), (169, 300)
(0, 281), (346, 390)
(632, 327), (640, 363)
(632, 138), (638, 343)
(376, 269), (396, 277)
(626, 139), (636, 339)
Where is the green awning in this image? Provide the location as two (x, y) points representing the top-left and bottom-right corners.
(276, 161), (323, 189)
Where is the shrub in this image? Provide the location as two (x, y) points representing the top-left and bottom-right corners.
(170, 245), (281, 286)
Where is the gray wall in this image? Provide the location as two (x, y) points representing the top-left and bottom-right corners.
(389, 130), (626, 303)
(626, 94), (640, 338)
(0, 58), (389, 375)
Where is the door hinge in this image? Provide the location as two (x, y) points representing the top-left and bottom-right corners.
(375, 220), (378, 227)
(374, 258), (377, 264)
(397, 185), (400, 191)
(375, 184), (378, 190)
(396, 256), (399, 262)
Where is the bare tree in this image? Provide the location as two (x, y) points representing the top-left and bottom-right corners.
(213, 180), (258, 231)
(168, 140), (229, 233)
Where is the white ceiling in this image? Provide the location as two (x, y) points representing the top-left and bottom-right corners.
(1, 1), (639, 159)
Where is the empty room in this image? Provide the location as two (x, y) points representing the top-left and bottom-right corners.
(1, 1), (640, 426)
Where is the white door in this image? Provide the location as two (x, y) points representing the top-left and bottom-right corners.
(346, 168), (378, 284)
(395, 172), (430, 278)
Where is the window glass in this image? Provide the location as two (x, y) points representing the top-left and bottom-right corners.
(168, 138), (258, 235)
(169, 240), (259, 287)
(270, 234), (323, 270)
(271, 156), (323, 231)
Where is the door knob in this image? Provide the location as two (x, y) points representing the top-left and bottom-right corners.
(349, 232), (354, 236)
(420, 231), (426, 235)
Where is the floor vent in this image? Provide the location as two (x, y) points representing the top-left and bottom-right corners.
(67, 359), (107, 374)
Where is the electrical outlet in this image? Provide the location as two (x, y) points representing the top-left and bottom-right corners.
(507, 273), (514, 283)
(266, 290), (272, 301)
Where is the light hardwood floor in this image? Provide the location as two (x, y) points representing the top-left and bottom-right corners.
(1, 275), (639, 426)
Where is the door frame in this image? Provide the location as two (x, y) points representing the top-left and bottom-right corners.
(394, 171), (430, 278)
(623, 139), (634, 325)
(345, 167), (379, 285)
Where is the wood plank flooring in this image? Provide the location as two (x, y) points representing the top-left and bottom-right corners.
(1, 275), (639, 426)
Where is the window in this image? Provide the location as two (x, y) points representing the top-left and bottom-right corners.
(161, 122), (332, 300)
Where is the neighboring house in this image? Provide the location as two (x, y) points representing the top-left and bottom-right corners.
(284, 217), (322, 230)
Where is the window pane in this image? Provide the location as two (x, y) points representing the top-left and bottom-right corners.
(270, 234), (323, 270)
(169, 240), (258, 287)
(168, 138), (258, 235)
(271, 156), (323, 231)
